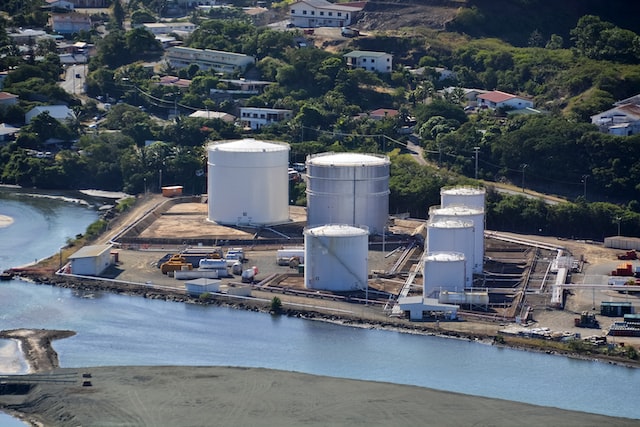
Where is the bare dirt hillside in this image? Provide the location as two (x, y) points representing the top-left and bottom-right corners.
(354, 0), (463, 31)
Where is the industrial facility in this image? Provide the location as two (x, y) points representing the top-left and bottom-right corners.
(89, 144), (614, 331)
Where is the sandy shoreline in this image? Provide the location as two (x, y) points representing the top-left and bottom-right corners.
(1, 363), (638, 427)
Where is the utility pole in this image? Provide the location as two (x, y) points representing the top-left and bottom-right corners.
(473, 146), (480, 179)
(521, 164), (528, 192)
(581, 174), (589, 200)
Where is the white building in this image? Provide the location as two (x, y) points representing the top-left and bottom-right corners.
(591, 103), (640, 136)
(188, 110), (236, 123)
(25, 105), (76, 124)
(343, 50), (393, 73)
(67, 244), (113, 276)
(165, 46), (255, 74)
(476, 90), (534, 110)
(239, 107), (293, 130)
(49, 13), (92, 34)
(289, 0), (362, 28)
(142, 22), (197, 35)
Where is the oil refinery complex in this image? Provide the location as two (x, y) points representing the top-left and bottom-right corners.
(58, 138), (639, 337)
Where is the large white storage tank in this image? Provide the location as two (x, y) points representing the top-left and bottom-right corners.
(429, 205), (484, 274)
(207, 138), (290, 225)
(423, 252), (466, 294)
(440, 186), (486, 210)
(426, 219), (474, 287)
(306, 152), (390, 235)
(304, 224), (369, 292)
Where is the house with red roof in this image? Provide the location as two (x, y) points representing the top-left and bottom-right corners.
(476, 90), (533, 110)
(0, 92), (18, 109)
(368, 108), (398, 120)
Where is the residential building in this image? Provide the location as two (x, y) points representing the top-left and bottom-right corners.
(49, 13), (92, 34)
(165, 47), (255, 74)
(68, 0), (109, 7)
(289, 0), (363, 28)
(343, 50), (393, 73)
(210, 79), (273, 97)
(368, 108), (398, 120)
(25, 105), (76, 124)
(0, 124), (20, 143)
(476, 90), (534, 110)
(155, 75), (192, 89)
(46, 0), (75, 10)
(142, 22), (197, 35)
(0, 92), (19, 109)
(8, 29), (47, 44)
(591, 103), (640, 136)
(441, 87), (488, 104)
(189, 110), (236, 123)
(240, 107), (293, 130)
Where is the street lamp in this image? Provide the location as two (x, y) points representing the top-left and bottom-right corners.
(615, 216), (622, 236)
(581, 174), (589, 200)
(521, 164), (528, 192)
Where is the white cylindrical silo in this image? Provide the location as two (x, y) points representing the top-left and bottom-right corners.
(440, 186), (486, 210)
(304, 224), (369, 292)
(207, 138), (290, 225)
(426, 219), (474, 287)
(306, 152), (389, 235)
(423, 251), (466, 295)
(429, 205), (484, 274)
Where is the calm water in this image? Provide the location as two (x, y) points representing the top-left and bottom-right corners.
(1, 189), (639, 421)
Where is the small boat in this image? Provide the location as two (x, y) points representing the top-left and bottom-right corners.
(0, 270), (14, 281)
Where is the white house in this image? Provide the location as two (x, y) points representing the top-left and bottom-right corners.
(165, 46), (255, 74)
(289, 0), (363, 28)
(591, 103), (640, 136)
(25, 105), (76, 124)
(239, 107), (293, 130)
(49, 13), (92, 34)
(343, 50), (393, 73)
(0, 124), (20, 143)
(441, 87), (488, 104)
(476, 90), (534, 110)
(189, 110), (236, 123)
(67, 244), (113, 276)
(142, 22), (197, 35)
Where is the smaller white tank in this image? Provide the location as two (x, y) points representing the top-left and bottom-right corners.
(426, 219), (474, 287)
(440, 186), (486, 210)
(423, 251), (466, 295)
(429, 205), (484, 274)
(304, 224), (369, 292)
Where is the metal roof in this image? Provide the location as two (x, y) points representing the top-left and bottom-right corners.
(68, 244), (112, 259)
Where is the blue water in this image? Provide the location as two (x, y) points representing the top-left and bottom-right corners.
(1, 189), (640, 421)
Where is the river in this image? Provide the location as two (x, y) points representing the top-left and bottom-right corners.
(0, 188), (639, 423)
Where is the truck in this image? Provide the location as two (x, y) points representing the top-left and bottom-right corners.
(574, 311), (600, 328)
(341, 27), (359, 37)
(276, 247), (304, 266)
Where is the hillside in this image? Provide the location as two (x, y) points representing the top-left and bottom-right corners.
(352, 0), (640, 46)
(355, 0), (462, 32)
